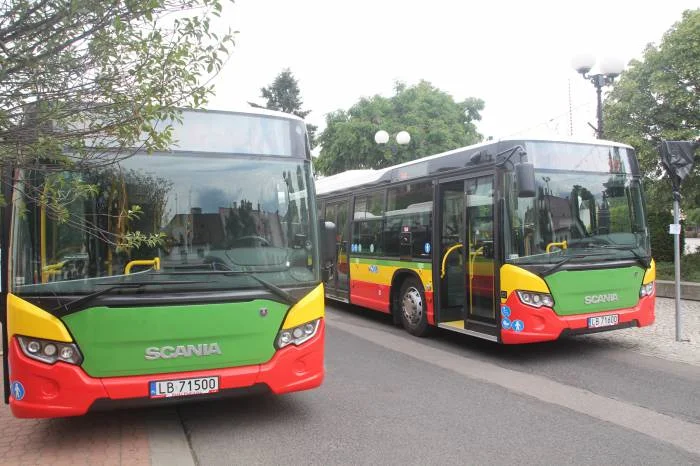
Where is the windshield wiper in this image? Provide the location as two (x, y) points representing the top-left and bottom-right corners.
(540, 251), (607, 276)
(247, 274), (295, 305)
(540, 255), (577, 276)
(50, 280), (205, 314)
(597, 245), (650, 269)
(155, 270), (295, 304)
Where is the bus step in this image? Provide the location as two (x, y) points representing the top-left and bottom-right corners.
(437, 322), (499, 342)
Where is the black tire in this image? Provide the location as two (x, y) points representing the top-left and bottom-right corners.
(398, 277), (431, 337)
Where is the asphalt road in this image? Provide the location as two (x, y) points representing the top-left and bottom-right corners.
(176, 302), (700, 466)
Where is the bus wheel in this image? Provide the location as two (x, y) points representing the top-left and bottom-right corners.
(399, 278), (430, 337)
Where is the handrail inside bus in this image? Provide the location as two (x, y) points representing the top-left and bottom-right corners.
(440, 243), (463, 278)
(546, 240), (568, 253)
(42, 261), (66, 281)
(125, 257), (161, 275)
(468, 246), (484, 277)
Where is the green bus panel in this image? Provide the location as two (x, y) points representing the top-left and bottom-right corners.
(544, 266), (644, 315)
(62, 300), (289, 377)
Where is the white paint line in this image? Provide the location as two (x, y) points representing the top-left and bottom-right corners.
(326, 315), (700, 458)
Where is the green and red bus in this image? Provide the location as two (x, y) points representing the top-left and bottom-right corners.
(316, 137), (655, 343)
(2, 107), (334, 418)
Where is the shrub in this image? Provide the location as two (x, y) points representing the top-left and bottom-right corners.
(647, 208), (685, 263)
(655, 253), (700, 282)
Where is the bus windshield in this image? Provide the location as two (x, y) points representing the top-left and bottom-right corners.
(11, 154), (319, 295)
(504, 144), (649, 267)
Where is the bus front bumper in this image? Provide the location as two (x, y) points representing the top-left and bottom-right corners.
(7, 320), (325, 419)
(500, 293), (655, 344)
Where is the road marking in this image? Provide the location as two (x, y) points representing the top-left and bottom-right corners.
(326, 315), (700, 457)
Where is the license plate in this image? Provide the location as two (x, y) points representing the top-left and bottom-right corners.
(149, 376), (219, 399)
(587, 314), (619, 329)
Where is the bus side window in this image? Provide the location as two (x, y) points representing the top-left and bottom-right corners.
(385, 182), (433, 259)
(352, 191), (384, 256)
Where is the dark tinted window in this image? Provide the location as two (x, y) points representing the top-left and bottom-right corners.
(385, 182), (433, 258)
(352, 191), (384, 256)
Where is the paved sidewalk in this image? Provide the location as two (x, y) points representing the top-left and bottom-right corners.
(0, 366), (151, 466)
(580, 297), (700, 367)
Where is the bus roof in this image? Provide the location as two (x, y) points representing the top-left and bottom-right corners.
(184, 105), (305, 122)
(315, 136), (635, 196)
(315, 169), (390, 194)
(143, 106), (308, 156)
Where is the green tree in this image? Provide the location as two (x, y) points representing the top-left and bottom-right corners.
(0, 0), (235, 249)
(314, 80), (484, 176)
(687, 207), (700, 228)
(260, 68), (317, 147)
(604, 8), (700, 213)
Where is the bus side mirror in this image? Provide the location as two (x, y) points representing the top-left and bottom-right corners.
(320, 221), (336, 280)
(516, 162), (536, 198)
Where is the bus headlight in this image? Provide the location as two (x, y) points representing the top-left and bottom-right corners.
(640, 282), (654, 297)
(276, 319), (320, 349)
(516, 290), (554, 308)
(17, 336), (83, 365)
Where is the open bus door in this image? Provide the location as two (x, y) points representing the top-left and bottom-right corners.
(436, 175), (498, 341)
(323, 199), (350, 302)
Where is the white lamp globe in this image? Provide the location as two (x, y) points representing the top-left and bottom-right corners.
(374, 130), (389, 144)
(598, 56), (625, 77)
(571, 53), (596, 75)
(396, 131), (411, 145)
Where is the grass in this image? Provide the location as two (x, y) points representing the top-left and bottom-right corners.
(655, 253), (700, 282)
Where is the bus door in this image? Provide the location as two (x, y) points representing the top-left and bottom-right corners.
(437, 175), (497, 341)
(323, 199), (350, 301)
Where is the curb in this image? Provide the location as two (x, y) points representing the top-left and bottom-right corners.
(656, 280), (700, 301)
(147, 408), (197, 466)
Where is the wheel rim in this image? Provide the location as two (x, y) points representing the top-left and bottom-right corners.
(401, 287), (423, 326)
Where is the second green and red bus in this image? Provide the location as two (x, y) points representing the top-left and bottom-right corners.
(316, 137), (655, 344)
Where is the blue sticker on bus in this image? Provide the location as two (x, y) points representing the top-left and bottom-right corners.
(501, 305), (511, 318)
(368, 265), (378, 274)
(512, 320), (525, 332)
(501, 317), (512, 330)
(11, 381), (25, 401)
(424, 243), (431, 254)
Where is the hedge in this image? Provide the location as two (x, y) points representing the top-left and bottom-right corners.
(647, 209), (685, 263)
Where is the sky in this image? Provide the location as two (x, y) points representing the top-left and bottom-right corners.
(204, 0), (698, 148)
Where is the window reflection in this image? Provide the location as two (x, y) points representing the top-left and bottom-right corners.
(352, 191), (384, 256)
(12, 155), (318, 293)
(505, 170), (648, 264)
(385, 182), (433, 258)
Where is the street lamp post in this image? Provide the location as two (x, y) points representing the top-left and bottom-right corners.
(374, 129), (411, 145)
(375, 129), (411, 157)
(571, 54), (625, 139)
